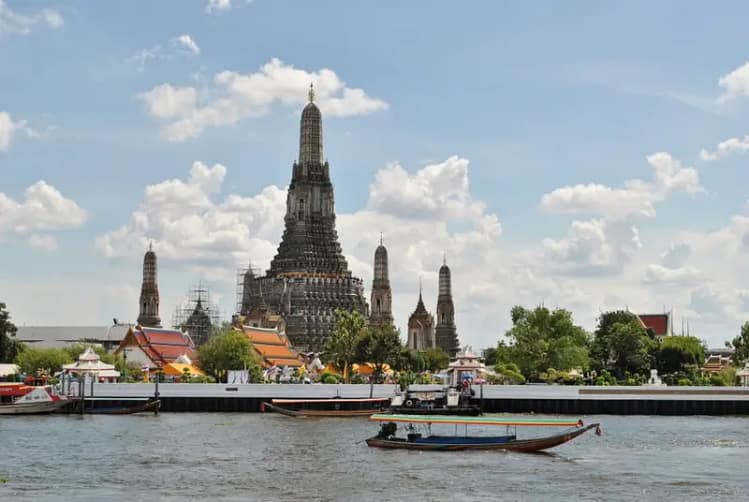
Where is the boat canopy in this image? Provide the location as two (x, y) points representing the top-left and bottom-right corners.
(370, 413), (583, 427)
(271, 398), (389, 404)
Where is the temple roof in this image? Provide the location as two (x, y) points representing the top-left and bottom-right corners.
(116, 326), (196, 368)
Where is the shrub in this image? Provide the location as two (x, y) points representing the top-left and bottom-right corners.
(321, 373), (339, 384)
(677, 378), (692, 386)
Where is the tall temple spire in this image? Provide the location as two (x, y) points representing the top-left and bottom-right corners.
(298, 85), (324, 165)
(435, 259), (459, 356)
(137, 243), (161, 327)
(408, 275), (435, 350)
(370, 238), (393, 328)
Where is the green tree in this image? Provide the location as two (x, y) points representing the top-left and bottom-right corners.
(421, 347), (449, 372)
(356, 324), (402, 382)
(727, 322), (749, 366)
(483, 347), (498, 366)
(64, 343), (117, 365)
(591, 310), (658, 380)
(197, 327), (260, 382)
(494, 362), (525, 384)
(324, 309), (367, 383)
(0, 303), (23, 363)
(656, 336), (705, 375)
(498, 306), (590, 381)
(15, 347), (73, 375)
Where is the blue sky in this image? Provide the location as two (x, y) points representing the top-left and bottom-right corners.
(2, 1), (749, 349)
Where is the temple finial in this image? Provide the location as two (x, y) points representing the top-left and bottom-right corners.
(148, 240), (153, 252)
(308, 82), (315, 103)
(419, 276), (422, 297)
(443, 252), (446, 266)
(380, 232), (383, 246)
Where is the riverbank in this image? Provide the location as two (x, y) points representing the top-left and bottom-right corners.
(74, 383), (749, 415)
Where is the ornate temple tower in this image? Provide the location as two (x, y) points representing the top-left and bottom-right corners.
(240, 85), (368, 351)
(435, 257), (460, 357)
(407, 281), (435, 350)
(369, 236), (393, 328)
(137, 243), (161, 327)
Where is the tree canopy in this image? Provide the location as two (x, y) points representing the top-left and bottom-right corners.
(324, 309), (368, 383)
(421, 347), (449, 372)
(197, 327), (260, 382)
(727, 322), (749, 366)
(15, 347), (73, 375)
(496, 306), (590, 381)
(0, 303), (23, 363)
(591, 311), (656, 380)
(656, 336), (705, 375)
(355, 323), (402, 381)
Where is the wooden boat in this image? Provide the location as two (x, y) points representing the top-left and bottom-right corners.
(261, 397), (390, 417)
(365, 414), (601, 452)
(0, 384), (70, 415)
(60, 398), (161, 415)
(386, 384), (481, 416)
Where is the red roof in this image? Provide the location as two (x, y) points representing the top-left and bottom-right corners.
(116, 327), (195, 368)
(638, 314), (669, 336)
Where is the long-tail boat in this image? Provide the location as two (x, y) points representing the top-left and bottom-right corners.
(261, 397), (389, 417)
(365, 414), (601, 452)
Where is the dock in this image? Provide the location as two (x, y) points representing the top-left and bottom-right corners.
(78, 383), (749, 415)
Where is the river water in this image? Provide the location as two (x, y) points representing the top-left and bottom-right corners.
(1, 413), (747, 501)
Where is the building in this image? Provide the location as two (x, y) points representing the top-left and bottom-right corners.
(703, 347), (733, 374)
(137, 243), (161, 327)
(239, 325), (303, 368)
(239, 85), (368, 352)
(173, 284), (220, 346)
(637, 312), (673, 340)
(15, 324), (131, 351)
(115, 326), (195, 369)
(407, 283), (436, 351)
(435, 258), (460, 357)
(369, 237), (394, 329)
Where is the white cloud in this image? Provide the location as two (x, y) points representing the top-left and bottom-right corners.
(28, 234), (58, 252)
(700, 134), (749, 161)
(139, 84), (197, 120)
(127, 34), (200, 71)
(0, 0), (63, 36)
(644, 264), (701, 285)
(541, 152), (701, 222)
(540, 152), (701, 274)
(0, 181), (87, 238)
(542, 219), (642, 274)
(140, 58), (388, 141)
(172, 34), (200, 55)
(661, 242), (691, 269)
(206, 0), (232, 13)
(95, 161), (286, 267)
(0, 111), (35, 151)
(717, 61), (749, 104)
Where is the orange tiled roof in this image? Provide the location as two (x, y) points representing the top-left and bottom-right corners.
(239, 325), (302, 368)
(116, 327), (195, 368)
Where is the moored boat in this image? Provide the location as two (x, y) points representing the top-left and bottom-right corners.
(0, 383), (70, 415)
(262, 397), (389, 417)
(365, 413), (601, 452)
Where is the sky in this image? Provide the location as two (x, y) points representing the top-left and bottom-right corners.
(2, 1), (749, 350)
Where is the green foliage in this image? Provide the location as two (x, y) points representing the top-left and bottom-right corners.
(196, 327), (260, 382)
(15, 347), (73, 375)
(709, 367), (737, 387)
(591, 311), (656, 380)
(494, 362), (525, 384)
(727, 322), (749, 366)
(656, 336), (705, 376)
(421, 347), (449, 372)
(355, 324), (402, 382)
(540, 368), (583, 385)
(498, 306), (590, 381)
(393, 347), (426, 373)
(0, 303), (23, 363)
(321, 373), (340, 384)
(677, 378), (692, 386)
(64, 344), (116, 365)
(483, 347), (498, 366)
(324, 309), (367, 383)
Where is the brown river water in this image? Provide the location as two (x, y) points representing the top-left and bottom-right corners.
(1, 413), (747, 501)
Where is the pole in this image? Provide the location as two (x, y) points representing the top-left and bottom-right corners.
(153, 370), (160, 415)
(479, 382), (484, 412)
(78, 375), (84, 415)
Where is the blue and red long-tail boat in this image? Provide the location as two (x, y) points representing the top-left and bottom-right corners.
(365, 414), (601, 452)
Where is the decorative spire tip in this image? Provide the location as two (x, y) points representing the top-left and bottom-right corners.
(308, 82), (315, 103)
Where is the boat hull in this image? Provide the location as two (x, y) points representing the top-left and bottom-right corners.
(0, 400), (69, 415)
(366, 423), (600, 452)
(385, 406), (481, 416)
(59, 399), (162, 415)
(263, 401), (384, 417)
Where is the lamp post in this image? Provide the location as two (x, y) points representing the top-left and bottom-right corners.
(121, 347), (130, 382)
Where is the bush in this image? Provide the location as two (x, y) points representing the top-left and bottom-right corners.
(677, 378), (692, 386)
(322, 374), (339, 384)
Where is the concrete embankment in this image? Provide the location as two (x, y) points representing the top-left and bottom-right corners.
(78, 383), (749, 415)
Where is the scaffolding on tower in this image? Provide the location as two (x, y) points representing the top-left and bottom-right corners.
(172, 283), (221, 347)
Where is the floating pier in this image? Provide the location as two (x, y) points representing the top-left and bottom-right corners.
(80, 383), (749, 415)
